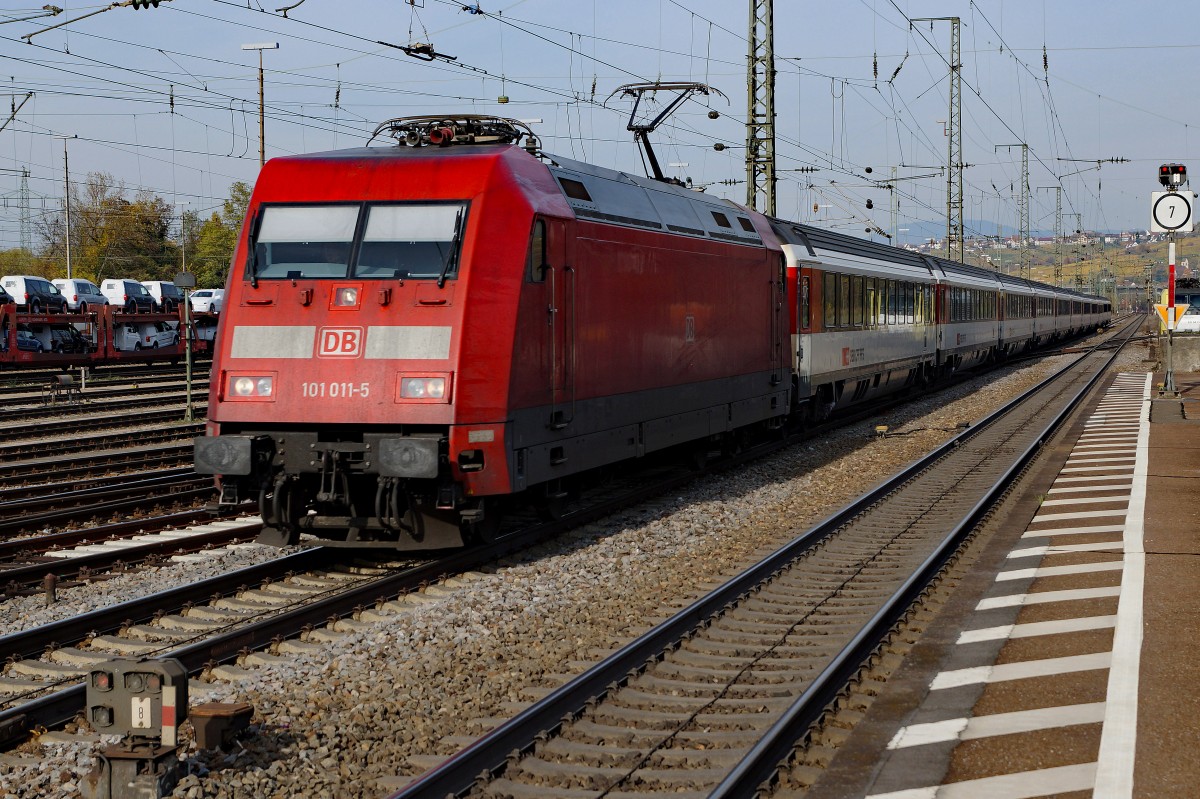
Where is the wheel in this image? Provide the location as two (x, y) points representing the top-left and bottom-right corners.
(152, 341), (159, 349)
(172, 335), (180, 346)
(134, 342), (143, 350)
(78, 303), (88, 314)
(29, 300), (40, 314)
(125, 301), (136, 314)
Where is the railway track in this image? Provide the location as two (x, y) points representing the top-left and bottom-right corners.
(0, 420), (203, 461)
(0, 322), (1135, 756)
(0, 360), (211, 393)
(0, 376), (209, 410)
(0, 515), (263, 598)
(0, 442), (195, 483)
(389, 317), (1142, 798)
(0, 383), (208, 427)
(0, 471), (215, 537)
(0, 442), (732, 748)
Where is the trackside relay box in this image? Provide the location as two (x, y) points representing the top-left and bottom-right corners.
(85, 658), (188, 746)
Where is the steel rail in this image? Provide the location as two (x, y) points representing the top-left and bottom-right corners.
(708, 316), (1144, 798)
(0, 457), (700, 748)
(387, 316), (1142, 799)
(0, 508), (252, 564)
(0, 519), (261, 594)
(0, 470), (198, 514)
(0, 445), (193, 483)
(0, 481), (215, 536)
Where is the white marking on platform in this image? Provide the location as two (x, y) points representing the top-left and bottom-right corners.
(865, 761), (1099, 799)
(930, 652), (1111, 690)
(1039, 496), (1129, 507)
(1050, 474), (1133, 483)
(1022, 524), (1125, 538)
(887, 703), (1106, 749)
(1095, 373), (1150, 799)
(1046, 484), (1131, 494)
(1008, 541), (1123, 559)
(1064, 456), (1135, 466)
(1031, 509), (1126, 522)
(1061, 461), (1135, 471)
(997, 561), (1123, 581)
(976, 586), (1122, 610)
(957, 614), (1116, 644)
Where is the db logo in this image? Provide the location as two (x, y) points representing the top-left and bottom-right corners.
(317, 327), (364, 357)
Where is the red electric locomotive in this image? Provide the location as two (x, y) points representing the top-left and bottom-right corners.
(195, 116), (790, 548)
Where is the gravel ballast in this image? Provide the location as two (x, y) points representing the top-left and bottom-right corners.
(0, 338), (1154, 799)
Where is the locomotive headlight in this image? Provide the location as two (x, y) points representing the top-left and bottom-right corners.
(398, 375), (450, 402)
(401, 377), (444, 398)
(334, 286), (359, 306)
(225, 372), (276, 401)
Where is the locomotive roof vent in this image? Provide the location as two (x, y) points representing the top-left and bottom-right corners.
(369, 114), (540, 153)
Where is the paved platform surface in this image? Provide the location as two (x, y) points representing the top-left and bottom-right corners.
(808, 370), (1200, 799)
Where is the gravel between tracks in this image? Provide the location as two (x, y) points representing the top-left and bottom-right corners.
(1, 337), (1153, 799)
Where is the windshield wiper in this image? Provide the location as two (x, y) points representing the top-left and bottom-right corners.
(436, 207), (465, 289)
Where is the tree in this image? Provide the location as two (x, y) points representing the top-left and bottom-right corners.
(189, 181), (252, 288)
(38, 172), (175, 284)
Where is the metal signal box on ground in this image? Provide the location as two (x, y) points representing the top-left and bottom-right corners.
(85, 658), (188, 746)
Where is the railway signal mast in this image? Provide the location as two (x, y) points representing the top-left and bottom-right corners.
(746, 0), (776, 215)
(914, 17), (963, 262)
(1150, 162), (1192, 397)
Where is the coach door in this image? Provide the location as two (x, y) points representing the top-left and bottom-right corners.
(542, 218), (574, 429)
(795, 263), (813, 400)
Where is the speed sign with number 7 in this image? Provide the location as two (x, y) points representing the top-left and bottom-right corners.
(1151, 191), (1195, 233)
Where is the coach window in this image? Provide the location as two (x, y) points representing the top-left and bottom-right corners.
(823, 274), (836, 327)
(526, 219), (547, 283)
(865, 278), (877, 328)
(838, 274), (851, 327)
(887, 280), (897, 325)
(851, 276), (864, 326)
(914, 283), (923, 323)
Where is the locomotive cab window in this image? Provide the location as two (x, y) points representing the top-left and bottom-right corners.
(251, 205), (358, 279)
(249, 202), (468, 281)
(355, 203), (467, 280)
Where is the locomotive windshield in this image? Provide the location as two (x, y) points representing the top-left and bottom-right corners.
(249, 202), (467, 281)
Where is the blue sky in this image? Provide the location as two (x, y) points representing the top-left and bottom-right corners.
(1, 0), (1197, 251)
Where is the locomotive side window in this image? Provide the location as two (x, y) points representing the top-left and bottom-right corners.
(252, 205), (358, 279)
(559, 178), (592, 202)
(355, 203), (467, 280)
(710, 211), (732, 228)
(526, 219), (547, 283)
